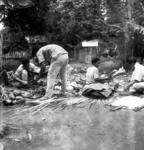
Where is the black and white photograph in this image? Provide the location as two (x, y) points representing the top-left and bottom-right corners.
(0, 0), (144, 149)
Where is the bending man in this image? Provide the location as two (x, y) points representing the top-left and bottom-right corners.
(36, 44), (68, 99)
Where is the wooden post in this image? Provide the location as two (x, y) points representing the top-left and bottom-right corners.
(122, 0), (135, 58)
(0, 32), (3, 71)
(126, 0), (134, 56)
(0, 31), (3, 138)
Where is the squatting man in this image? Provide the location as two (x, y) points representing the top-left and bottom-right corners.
(124, 56), (144, 93)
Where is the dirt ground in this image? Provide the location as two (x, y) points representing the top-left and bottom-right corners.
(1, 98), (144, 150)
(0, 63), (144, 150)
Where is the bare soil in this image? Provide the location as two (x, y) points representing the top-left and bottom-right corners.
(1, 99), (144, 150)
(0, 63), (143, 150)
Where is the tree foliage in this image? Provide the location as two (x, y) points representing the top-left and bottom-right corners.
(0, 0), (144, 55)
(46, 0), (123, 47)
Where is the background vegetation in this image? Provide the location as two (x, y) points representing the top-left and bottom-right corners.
(0, 0), (144, 58)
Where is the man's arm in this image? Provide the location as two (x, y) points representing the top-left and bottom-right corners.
(13, 65), (28, 85)
(124, 80), (136, 91)
(13, 72), (28, 85)
(34, 62), (46, 81)
(13, 75), (28, 85)
(35, 48), (46, 80)
(30, 62), (41, 74)
(94, 77), (111, 83)
(93, 67), (111, 83)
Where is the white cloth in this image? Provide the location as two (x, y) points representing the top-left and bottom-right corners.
(131, 62), (144, 82)
(86, 66), (99, 84)
(130, 62), (144, 92)
(130, 82), (144, 92)
(111, 96), (144, 110)
(112, 66), (126, 77)
(36, 44), (68, 64)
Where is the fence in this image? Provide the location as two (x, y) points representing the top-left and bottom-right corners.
(1, 51), (30, 71)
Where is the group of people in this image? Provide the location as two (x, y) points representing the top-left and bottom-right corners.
(3, 44), (144, 101)
(4, 44), (68, 100)
(86, 49), (122, 85)
(86, 54), (144, 95)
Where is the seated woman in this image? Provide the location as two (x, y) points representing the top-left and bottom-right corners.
(12, 58), (40, 87)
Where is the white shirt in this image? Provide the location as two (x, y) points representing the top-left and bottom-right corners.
(86, 65), (99, 84)
(37, 44), (68, 64)
(131, 62), (144, 82)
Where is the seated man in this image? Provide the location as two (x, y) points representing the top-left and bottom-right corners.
(83, 57), (113, 99)
(12, 58), (40, 87)
(86, 57), (110, 84)
(109, 50), (119, 59)
(100, 50), (110, 62)
(124, 57), (144, 93)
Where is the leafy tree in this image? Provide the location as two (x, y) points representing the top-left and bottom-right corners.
(1, 0), (144, 58)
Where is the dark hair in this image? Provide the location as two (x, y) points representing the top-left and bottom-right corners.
(109, 50), (118, 57)
(34, 55), (39, 64)
(22, 58), (30, 66)
(102, 52), (108, 57)
(91, 57), (100, 64)
(126, 56), (137, 64)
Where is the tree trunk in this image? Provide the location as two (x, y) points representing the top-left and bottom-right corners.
(0, 31), (3, 139)
(0, 32), (3, 71)
(123, 0), (134, 58)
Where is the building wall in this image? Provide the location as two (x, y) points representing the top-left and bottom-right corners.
(73, 47), (98, 63)
(2, 51), (29, 71)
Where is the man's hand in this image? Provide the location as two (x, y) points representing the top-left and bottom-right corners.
(40, 62), (46, 75)
(124, 86), (129, 91)
(12, 74), (18, 80)
(35, 62), (46, 80)
(12, 74), (28, 85)
(124, 80), (136, 91)
(95, 77), (110, 83)
(99, 74), (112, 82)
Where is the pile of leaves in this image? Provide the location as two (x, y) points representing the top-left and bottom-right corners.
(111, 73), (130, 92)
(0, 64), (131, 107)
(0, 86), (45, 106)
(54, 64), (87, 96)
